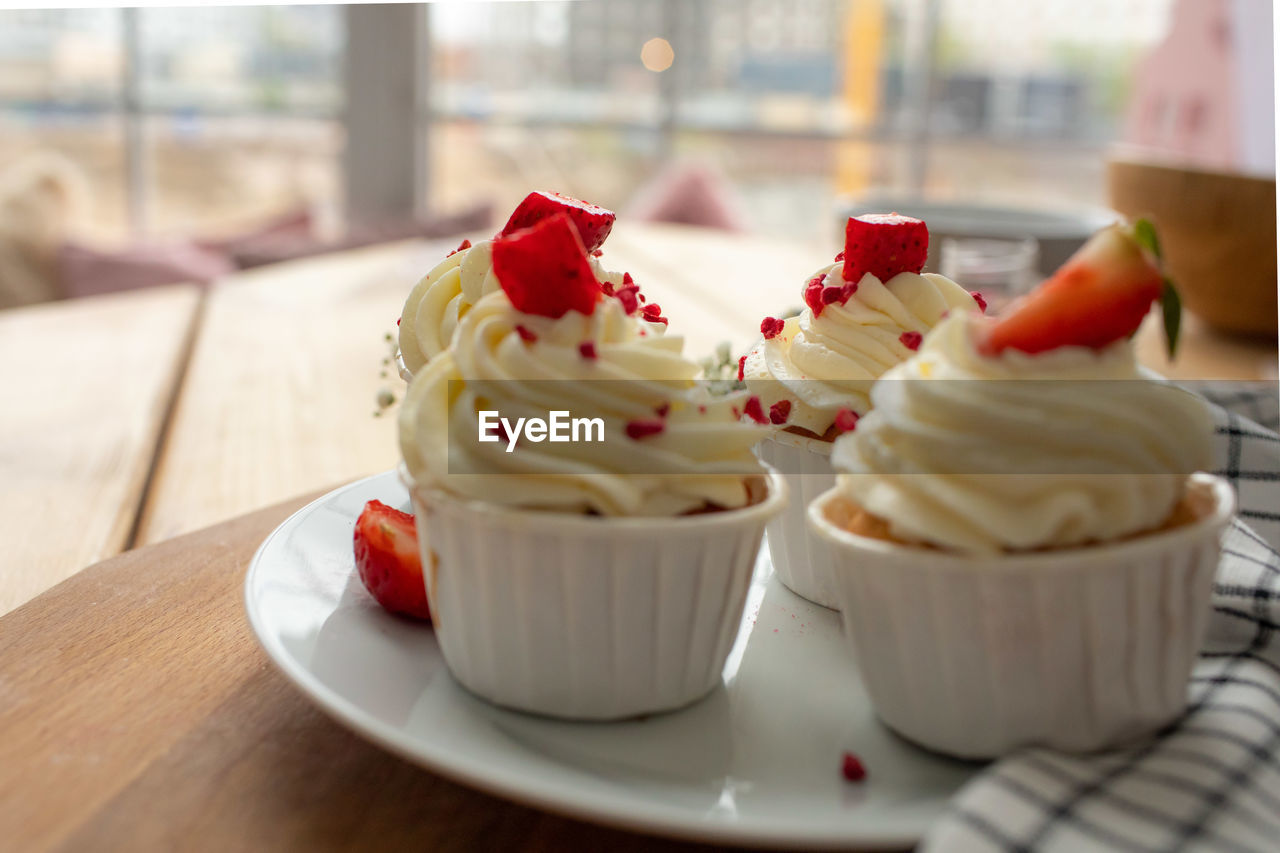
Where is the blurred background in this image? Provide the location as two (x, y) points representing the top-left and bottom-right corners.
(0, 0), (1274, 334)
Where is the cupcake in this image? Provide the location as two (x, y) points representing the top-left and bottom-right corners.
(807, 220), (1234, 758)
(742, 214), (984, 608)
(397, 191), (628, 379)
(399, 210), (786, 720)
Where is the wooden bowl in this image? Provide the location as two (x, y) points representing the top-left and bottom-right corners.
(1108, 156), (1277, 336)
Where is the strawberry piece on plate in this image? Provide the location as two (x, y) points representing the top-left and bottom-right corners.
(492, 212), (602, 319)
(500, 191), (616, 252)
(353, 500), (432, 621)
(842, 213), (929, 285)
(977, 222), (1165, 356)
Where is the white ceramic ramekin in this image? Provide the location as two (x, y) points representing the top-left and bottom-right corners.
(756, 431), (838, 609)
(403, 468), (787, 720)
(807, 473), (1235, 759)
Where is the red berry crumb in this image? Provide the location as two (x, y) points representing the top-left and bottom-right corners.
(834, 250), (845, 262)
(971, 291), (987, 313)
(760, 316), (785, 340)
(769, 400), (791, 425)
(625, 419), (665, 440)
(615, 284), (640, 315)
(834, 408), (859, 433)
(396, 317), (401, 326)
(447, 238), (472, 257)
(821, 285), (846, 305)
(899, 330), (922, 351)
(841, 751), (867, 782)
(804, 274), (827, 316)
(743, 395), (768, 425)
(642, 303), (668, 325)
(737, 355), (747, 382)
(655, 402), (670, 418)
(515, 324), (537, 343)
(591, 248), (603, 257)
(579, 341), (597, 360)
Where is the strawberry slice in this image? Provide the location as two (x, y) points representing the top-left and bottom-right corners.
(500, 191), (616, 252)
(353, 500), (431, 621)
(977, 223), (1164, 356)
(843, 213), (929, 284)
(492, 212), (602, 318)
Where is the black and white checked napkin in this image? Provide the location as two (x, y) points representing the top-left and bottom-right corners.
(923, 382), (1280, 853)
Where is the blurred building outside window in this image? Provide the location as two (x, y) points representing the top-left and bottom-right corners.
(0, 0), (1181, 248)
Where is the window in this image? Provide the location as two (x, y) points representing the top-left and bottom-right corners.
(0, 5), (343, 239)
(1, 1), (1179, 243)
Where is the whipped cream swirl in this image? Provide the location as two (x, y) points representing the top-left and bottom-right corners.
(399, 291), (766, 516)
(398, 240), (626, 377)
(829, 314), (1214, 553)
(744, 262), (980, 436)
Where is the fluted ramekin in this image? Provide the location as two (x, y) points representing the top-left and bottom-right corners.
(403, 467), (787, 720)
(807, 473), (1235, 759)
(756, 431), (838, 609)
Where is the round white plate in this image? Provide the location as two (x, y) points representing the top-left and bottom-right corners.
(245, 471), (982, 849)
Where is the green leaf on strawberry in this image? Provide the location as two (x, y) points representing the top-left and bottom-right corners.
(1162, 277), (1181, 359)
(1132, 217), (1162, 261)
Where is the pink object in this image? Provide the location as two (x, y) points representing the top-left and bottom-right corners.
(627, 162), (747, 231)
(57, 240), (234, 299)
(1124, 0), (1274, 175)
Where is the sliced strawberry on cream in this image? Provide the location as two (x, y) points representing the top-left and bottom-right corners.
(492, 212), (601, 319)
(977, 222), (1169, 356)
(500, 190), (616, 252)
(842, 213), (929, 286)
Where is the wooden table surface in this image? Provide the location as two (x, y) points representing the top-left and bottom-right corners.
(0, 222), (1275, 850)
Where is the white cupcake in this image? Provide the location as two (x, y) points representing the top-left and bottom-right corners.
(808, 222), (1233, 757)
(399, 211), (784, 719)
(743, 217), (983, 608)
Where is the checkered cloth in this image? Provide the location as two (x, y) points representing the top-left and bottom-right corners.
(924, 382), (1280, 853)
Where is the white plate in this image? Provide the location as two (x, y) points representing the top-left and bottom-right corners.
(245, 471), (982, 849)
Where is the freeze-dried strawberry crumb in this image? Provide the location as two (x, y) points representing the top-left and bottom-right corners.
(743, 396), (768, 424)
(601, 280), (615, 296)
(841, 751), (866, 782)
(737, 355), (747, 382)
(396, 317), (401, 326)
(615, 285), (640, 315)
(655, 402), (670, 418)
(623, 272), (635, 286)
(760, 316), (785, 339)
(579, 341), (597, 360)
(899, 330), (922, 351)
(447, 238), (472, 257)
(804, 275), (826, 316)
(769, 400), (791, 424)
(642, 303), (668, 325)
(834, 409), (859, 433)
(515, 324), (537, 343)
(625, 419), (665, 440)
(638, 293), (646, 304)
(971, 291), (988, 313)
(834, 250), (845, 262)
(591, 248), (603, 257)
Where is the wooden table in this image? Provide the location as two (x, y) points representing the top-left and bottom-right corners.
(1, 223), (1275, 850)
